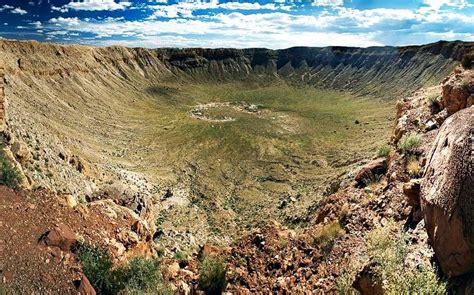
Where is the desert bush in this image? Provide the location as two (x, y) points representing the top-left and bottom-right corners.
(313, 221), (344, 251)
(0, 283), (16, 295)
(426, 93), (441, 114)
(335, 265), (359, 295)
(199, 256), (227, 295)
(114, 257), (164, 294)
(78, 244), (167, 294)
(0, 146), (22, 189)
(361, 172), (383, 189)
(367, 222), (446, 294)
(377, 144), (391, 158)
(406, 158), (421, 178)
(397, 133), (422, 155)
(78, 245), (115, 294)
(461, 79), (470, 92)
(462, 53), (474, 69)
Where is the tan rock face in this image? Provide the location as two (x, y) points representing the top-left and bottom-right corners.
(440, 70), (474, 114)
(421, 107), (474, 277)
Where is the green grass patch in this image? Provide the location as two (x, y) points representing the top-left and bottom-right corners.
(377, 144), (391, 158)
(397, 133), (422, 155)
(313, 221), (345, 252)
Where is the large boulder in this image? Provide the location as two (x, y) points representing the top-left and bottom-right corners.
(421, 107), (474, 277)
(440, 70), (474, 115)
(42, 224), (78, 251)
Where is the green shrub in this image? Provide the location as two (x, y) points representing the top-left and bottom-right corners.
(426, 93), (441, 114)
(313, 221), (344, 252)
(397, 133), (422, 155)
(367, 222), (446, 294)
(78, 244), (168, 294)
(174, 251), (188, 266)
(199, 256), (227, 295)
(114, 257), (163, 293)
(462, 53), (474, 69)
(0, 147), (22, 189)
(377, 144), (391, 158)
(78, 245), (115, 294)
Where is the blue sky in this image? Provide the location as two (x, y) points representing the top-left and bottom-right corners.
(0, 0), (473, 48)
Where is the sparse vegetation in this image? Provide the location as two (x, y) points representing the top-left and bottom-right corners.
(377, 143), (391, 158)
(199, 255), (227, 295)
(461, 53), (474, 69)
(461, 79), (470, 92)
(114, 257), (167, 294)
(174, 251), (188, 266)
(77, 244), (168, 294)
(0, 283), (16, 295)
(335, 263), (360, 295)
(0, 144), (22, 189)
(397, 133), (422, 155)
(361, 172), (383, 189)
(313, 221), (345, 251)
(366, 222), (447, 294)
(78, 245), (115, 293)
(407, 158), (421, 177)
(426, 93), (441, 114)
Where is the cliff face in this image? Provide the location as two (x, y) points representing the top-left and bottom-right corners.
(1, 40), (473, 97)
(158, 41), (474, 96)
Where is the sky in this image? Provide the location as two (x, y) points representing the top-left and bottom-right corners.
(0, 0), (473, 49)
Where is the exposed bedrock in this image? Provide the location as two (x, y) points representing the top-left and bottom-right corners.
(421, 106), (474, 277)
(1, 40), (473, 97)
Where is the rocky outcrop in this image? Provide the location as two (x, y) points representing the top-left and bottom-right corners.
(354, 158), (387, 188)
(440, 69), (474, 114)
(41, 224), (78, 251)
(421, 106), (474, 277)
(0, 64), (5, 132)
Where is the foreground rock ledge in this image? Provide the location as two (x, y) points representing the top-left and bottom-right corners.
(421, 106), (474, 277)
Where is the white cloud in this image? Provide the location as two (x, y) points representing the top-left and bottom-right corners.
(0, 5), (14, 11)
(11, 7), (28, 15)
(312, 0), (344, 6)
(30, 21), (43, 29)
(40, 2), (474, 49)
(50, 17), (81, 26)
(51, 5), (69, 13)
(423, 0), (469, 10)
(147, 1), (292, 19)
(61, 0), (131, 12)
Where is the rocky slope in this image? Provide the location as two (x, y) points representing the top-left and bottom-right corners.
(0, 40), (473, 294)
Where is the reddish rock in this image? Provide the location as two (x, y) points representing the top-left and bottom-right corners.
(352, 263), (383, 295)
(354, 158), (387, 188)
(42, 224), (78, 251)
(421, 107), (474, 277)
(440, 71), (473, 114)
(403, 179), (421, 208)
(198, 244), (221, 259)
(76, 274), (96, 295)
